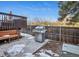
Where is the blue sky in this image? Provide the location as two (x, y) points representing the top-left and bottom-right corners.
(0, 1), (59, 22)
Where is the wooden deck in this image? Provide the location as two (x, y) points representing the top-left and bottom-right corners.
(0, 30), (20, 42)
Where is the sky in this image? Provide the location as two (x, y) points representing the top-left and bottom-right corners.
(0, 1), (59, 22)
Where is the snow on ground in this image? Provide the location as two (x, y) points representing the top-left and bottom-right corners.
(62, 43), (79, 55)
(20, 33), (33, 38)
(36, 52), (51, 57)
(5, 44), (25, 57)
(35, 49), (59, 57)
(24, 37), (49, 53)
(0, 33), (49, 57)
(1, 33), (79, 57)
(45, 49), (59, 56)
(22, 53), (35, 57)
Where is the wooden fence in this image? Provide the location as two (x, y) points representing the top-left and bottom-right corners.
(26, 25), (79, 44)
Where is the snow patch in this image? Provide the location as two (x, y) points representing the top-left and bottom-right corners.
(63, 51), (68, 54)
(23, 53), (35, 57)
(6, 44), (25, 56)
(21, 33), (33, 37)
(37, 52), (51, 57)
(35, 49), (59, 57)
(45, 49), (59, 56)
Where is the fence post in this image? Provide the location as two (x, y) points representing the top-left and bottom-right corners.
(59, 26), (62, 42)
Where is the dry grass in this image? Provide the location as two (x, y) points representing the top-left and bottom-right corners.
(31, 21), (79, 27)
